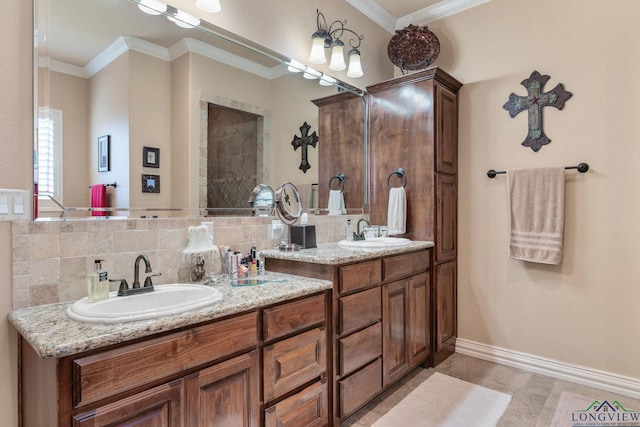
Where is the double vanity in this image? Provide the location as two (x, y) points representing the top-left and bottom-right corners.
(9, 240), (438, 426)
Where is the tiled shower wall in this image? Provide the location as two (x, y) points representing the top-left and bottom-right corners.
(11, 214), (361, 309)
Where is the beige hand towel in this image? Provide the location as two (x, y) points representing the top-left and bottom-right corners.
(387, 186), (407, 235)
(508, 167), (565, 265)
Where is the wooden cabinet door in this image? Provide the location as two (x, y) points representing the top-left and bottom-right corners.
(434, 261), (457, 365)
(408, 272), (430, 367)
(314, 92), (366, 210)
(72, 379), (183, 427)
(382, 280), (409, 387)
(435, 84), (458, 175)
(186, 351), (260, 427)
(436, 172), (457, 263)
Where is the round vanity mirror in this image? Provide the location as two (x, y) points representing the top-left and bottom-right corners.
(248, 184), (275, 216)
(275, 182), (302, 251)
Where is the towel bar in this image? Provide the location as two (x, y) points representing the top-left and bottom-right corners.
(387, 168), (407, 188)
(487, 163), (589, 178)
(89, 182), (117, 188)
(329, 173), (345, 191)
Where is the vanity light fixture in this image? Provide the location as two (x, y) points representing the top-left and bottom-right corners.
(168, 8), (200, 28)
(286, 59), (305, 73)
(308, 9), (364, 78)
(319, 74), (337, 86)
(196, 0), (221, 13)
(138, 0), (167, 15)
(303, 66), (322, 80)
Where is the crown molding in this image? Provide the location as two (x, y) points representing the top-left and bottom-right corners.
(397, 0), (491, 29)
(43, 35), (285, 80)
(348, 0), (491, 33)
(346, 0), (397, 33)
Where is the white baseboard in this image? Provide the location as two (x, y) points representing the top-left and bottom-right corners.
(455, 338), (640, 399)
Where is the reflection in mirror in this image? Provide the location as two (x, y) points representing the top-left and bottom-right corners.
(35, 0), (365, 220)
(248, 184), (274, 217)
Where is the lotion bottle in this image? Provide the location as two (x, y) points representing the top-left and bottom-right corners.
(345, 219), (353, 241)
(88, 259), (109, 302)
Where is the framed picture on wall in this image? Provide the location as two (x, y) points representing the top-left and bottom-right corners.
(98, 135), (110, 172)
(142, 174), (160, 193)
(143, 146), (160, 168)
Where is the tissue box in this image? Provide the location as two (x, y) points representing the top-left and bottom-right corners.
(290, 224), (317, 249)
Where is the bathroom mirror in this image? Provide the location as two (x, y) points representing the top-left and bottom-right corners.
(34, 0), (366, 219)
(248, 184), (275, 217)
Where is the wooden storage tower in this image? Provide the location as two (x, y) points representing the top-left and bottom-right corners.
(366, 68), (462, 365)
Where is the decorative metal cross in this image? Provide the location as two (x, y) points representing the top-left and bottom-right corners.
(503, 70), (572, 152)
(291, 122), (318, 173)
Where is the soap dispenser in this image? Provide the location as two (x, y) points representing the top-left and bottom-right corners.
(88, 259), (109, 302)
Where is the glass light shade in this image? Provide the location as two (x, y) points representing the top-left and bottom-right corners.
(308, 37), (327, 64)
(328, 42), (346, 71)
(319, 75), (337, 86)
(196, 0), (221, 13)
(168, 10), (200, 28)
(138, 0), (166, 15)
(303, 67), (321, 79)
(286, 59), (304, 73)
(346, 50), (364, 78)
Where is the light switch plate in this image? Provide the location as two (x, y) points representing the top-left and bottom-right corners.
(0, 189), (32, 221)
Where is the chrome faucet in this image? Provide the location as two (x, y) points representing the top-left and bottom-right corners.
(356, 218), (370, 240)
(133, 254), (152, 288)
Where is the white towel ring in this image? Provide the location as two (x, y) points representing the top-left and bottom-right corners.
(329, 173), (345, 191)
(387, 168), (407, 188)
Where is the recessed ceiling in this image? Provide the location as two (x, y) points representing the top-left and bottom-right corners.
(348, 0), (491, 33)
(373, 0), (442, 19)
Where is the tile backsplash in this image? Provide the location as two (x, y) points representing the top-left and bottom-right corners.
(11, 214), (360, 309)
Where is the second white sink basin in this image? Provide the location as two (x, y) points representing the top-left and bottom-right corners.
(66, 284), (223, 324)
(338, 237), (412, 249)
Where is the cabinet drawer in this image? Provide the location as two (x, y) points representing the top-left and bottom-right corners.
(339, 260), (382, 293)
(263, 327), (326, 402)
(383, 250), (430, 282)
(264, 380), (328, 427)
(263, 293), (326, 342)
(72, 312), (258, 407)
(339, 287), (381, 336)
(339, 358), (383, 417)
(339, 322), (381, 376)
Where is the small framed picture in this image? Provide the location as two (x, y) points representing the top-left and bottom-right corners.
(142, 174), (160, 193)
(143, 146), (160, 168)
(98, 135), (110, 172)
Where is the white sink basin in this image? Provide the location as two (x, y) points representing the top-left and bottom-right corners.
(66, 284), (223, 324)
(338, 237), (412, 249)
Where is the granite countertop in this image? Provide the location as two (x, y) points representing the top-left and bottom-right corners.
(8, 272), (332, 359)
(261, 241), (434, 265)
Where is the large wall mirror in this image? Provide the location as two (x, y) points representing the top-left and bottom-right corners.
(34, 0), (366, 220)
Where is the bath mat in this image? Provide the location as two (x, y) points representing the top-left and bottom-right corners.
(371, 372), (511, 427)
(551, 391), (640, 427)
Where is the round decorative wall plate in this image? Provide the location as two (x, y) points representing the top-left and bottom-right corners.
(387, 24), (440, 71)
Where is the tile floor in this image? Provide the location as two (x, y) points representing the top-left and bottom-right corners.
(342, 353), (640, 426)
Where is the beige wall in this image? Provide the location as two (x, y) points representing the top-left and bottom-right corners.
(90, 54), (131, 209)
(49, 71), (90, 208)
(1, 0), (32, 424)
(130, 51), (172, 208)
(426, 0), (640, 378)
